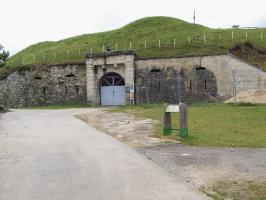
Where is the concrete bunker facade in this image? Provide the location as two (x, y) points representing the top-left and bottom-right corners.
(84, 51), (266, 106)
(85, 50), (219, 106)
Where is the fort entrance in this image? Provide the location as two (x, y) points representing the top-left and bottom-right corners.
(86, 50), (135, 106)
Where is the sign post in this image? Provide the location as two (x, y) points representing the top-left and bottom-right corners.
(162, 103), (188, 138)
(163, 103), (172, 135)
(179, 103), (188, 138)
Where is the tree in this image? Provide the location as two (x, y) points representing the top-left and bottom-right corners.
(0, 44), (9, 68)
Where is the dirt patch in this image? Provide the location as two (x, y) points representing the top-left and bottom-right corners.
(230, 42), (266, 71)
(76, 108), (178, 147)
(225, 89), (266, 104)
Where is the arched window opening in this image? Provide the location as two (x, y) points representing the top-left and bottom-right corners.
(34, 76), (42, 80)
(65, 73), (75, 78)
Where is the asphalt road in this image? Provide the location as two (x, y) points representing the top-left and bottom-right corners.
(0, 109), (208, 200)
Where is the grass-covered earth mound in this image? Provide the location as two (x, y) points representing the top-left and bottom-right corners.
(1, 16), (266, 79)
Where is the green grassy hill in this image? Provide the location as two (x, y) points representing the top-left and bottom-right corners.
(1, 16), (266, 79)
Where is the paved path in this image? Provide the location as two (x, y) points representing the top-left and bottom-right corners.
(137, 144), (266, 188)
(0, 109), (208, 200)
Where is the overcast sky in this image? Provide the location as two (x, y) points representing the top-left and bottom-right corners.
(0, 0), (265, 55)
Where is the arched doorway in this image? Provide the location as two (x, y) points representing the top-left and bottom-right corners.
(100, 72), (126, 106)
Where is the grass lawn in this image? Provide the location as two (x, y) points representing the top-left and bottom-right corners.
(110, 103), (266, 148)
(20, 103), (90, 109)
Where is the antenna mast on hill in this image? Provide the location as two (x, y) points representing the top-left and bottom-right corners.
(193, 10), (196, 24)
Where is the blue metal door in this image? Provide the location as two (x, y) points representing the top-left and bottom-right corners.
(100, 73), (126, 106)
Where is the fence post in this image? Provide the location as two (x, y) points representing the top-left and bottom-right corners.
(188, 36), (191, 45)
(33, 54), (35, 62)
(246, 32), (248, 39)
(144, 40), (147, 48)
(78, 48), (81, 56)
(90, 48), (93, 54)
(116, 43), (118, 51)
(102, 45), (105, 52)
(158, 40), (161, 48)
(261, 32), (263, 40)
(203, 35), (206, 43)
(53, 51), (56, 58)
(129, 41), (132, 49)
(232, 31), (234, 40)
(173, 37), (176, 47)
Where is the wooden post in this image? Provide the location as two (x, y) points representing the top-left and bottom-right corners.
(179, 103), (188, 138)
(232, 69), (237, 104)
(163, 103), (171, 136)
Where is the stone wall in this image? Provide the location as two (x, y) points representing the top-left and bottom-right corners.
(0, 65), (86, 107)
(1, 53), (266, 107)
(135, 55), (266, 103)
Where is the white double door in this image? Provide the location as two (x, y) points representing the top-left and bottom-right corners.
(100, 74), (126, 106)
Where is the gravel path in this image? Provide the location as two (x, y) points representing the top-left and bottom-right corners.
(136, 144), (266, 188)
